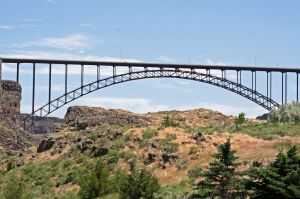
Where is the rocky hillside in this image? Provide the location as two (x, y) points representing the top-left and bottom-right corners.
(0, 116), (38, 151)
(65, 106), (235, 129)
(0, 80), (38, 151)
(0, 106), (299, 197)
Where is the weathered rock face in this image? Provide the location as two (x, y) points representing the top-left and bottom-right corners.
(0, 80), (21, 124)
(65, 106), (154, 128)
(20, 114), (65, 134)
(0, 80), (38, 151)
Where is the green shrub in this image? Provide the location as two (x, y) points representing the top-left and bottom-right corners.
(161, 115), (180, 127)
(119, 168), (160, 199)
(159, 139), (179, 153)
(6, 161), (16, 172)
(1, 177), (24, 199)
(142, 128), (158, 140)
(234, 112), (246, 130)
(165, 133), (177, 141)
(78, 159), (113, 199)
(269, 101), (300, 123)
(188, 167), (203, 178)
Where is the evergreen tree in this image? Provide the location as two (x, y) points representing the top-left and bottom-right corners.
(191, 139), (245, 199)
(78, 159), (113, 199)
(120, 168), (160, 199)
(246, 146), (300, 199)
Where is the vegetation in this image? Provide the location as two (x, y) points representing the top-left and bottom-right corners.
(269, 101), (300, 123)
(234, 112), (246, 130)
(78, 159), (113, 199)
(161, 115), (180, 127)
(1, 107), (300, 198)
(245, 146), (300, 198)
(119, 168), (160, 199)
(191, 139), (245, 198)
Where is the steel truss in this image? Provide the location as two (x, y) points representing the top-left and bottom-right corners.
(22, 69), (279, 130)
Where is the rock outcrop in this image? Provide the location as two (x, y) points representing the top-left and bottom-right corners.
(65, 106), (154, 128)
(20, 114), (65, 134)
(0, 80), (38, 151)
(0, 80), (22, 124)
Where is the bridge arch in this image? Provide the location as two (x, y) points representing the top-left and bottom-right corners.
(23, 68), (279, 128)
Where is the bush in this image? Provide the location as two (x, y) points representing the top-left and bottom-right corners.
(78, 159), (113, 199)
(161, 115), (180, 127)
(159, 139), (179, 153)
(119, 168), (160, 199)
(234, 112), (246, 130)
(1, 177), (24, 199)
(269, 101), (300, 123)
(142, 128), (158, 140)
(6, 161), (16, 172)
(188, 167), (203, 178)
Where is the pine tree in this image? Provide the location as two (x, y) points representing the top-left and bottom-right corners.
(191, 139), (245, 199)
(78, 159), (113, 199)
(246, 146), (300, 199)
(120, 168), (160, 199)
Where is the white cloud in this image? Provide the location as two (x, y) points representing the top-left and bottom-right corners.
(0, 24), (35, 30)
(12, 34), (92, 50)
(80, 22), (94, 27)
(0, 25), (13, 30)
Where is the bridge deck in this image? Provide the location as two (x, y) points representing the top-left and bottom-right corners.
(1, 57), (300, 73)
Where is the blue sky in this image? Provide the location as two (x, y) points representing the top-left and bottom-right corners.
(1, 0), (300, 118)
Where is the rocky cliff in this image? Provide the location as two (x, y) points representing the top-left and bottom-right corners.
(0, 80), (38, 151)
(0, 80), (21, 124)
(20, 114), (65, 134)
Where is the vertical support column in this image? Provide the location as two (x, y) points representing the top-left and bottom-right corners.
(48, 63), (52, 112)
(297, 73), (299, 102)
(236, 70), (239, 91)
(285, 72), (287, 104)
(16, 63), (20, 83)
(129, 66), (132, 79)
(270, 72), (272, 105)
(254, 71), (257, 93)
(267, 72), (269, 99)
(251, 71), (254, 98)
(239, 70), (242, 85)
(113, 66), (116, 83)
(282, 72), (284, 105)
(81, 64), (84, 94)
(97, 65), (100, 88)
(65, 64), (68, 102)
(32, 63), (36, 115)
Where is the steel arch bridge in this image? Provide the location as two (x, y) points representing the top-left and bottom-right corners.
(1, 58), (300, 131)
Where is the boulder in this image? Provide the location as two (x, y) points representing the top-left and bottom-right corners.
(37, 138), (55, 153)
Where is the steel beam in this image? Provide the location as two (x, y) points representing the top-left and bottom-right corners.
(32, 63), (36, 114)
(3, 57), (300, 73)
(65, 64), (68, 101)
(16, 63), (20, 82)
(49, 63), (52, 112)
